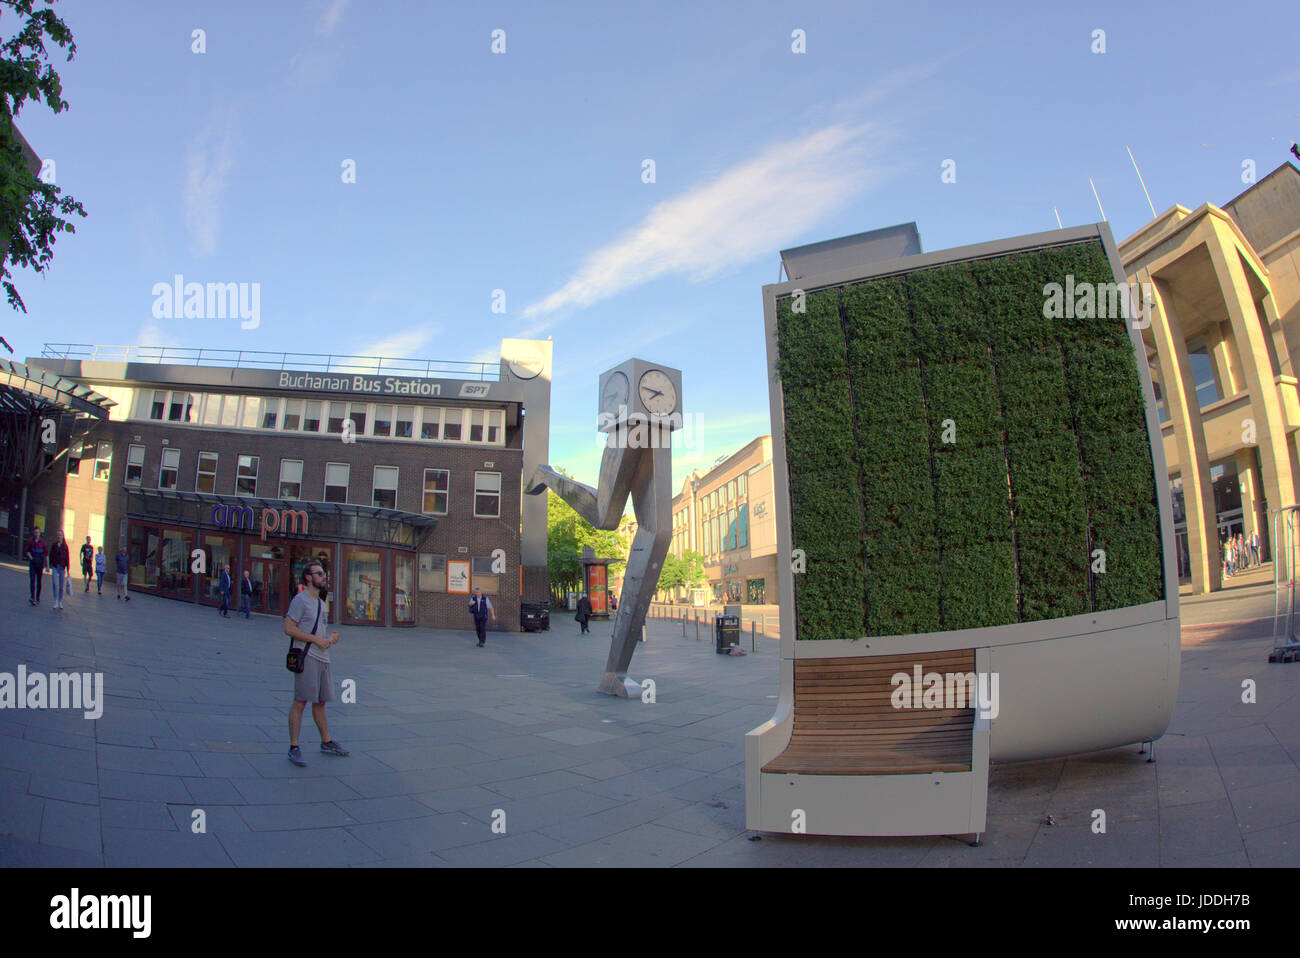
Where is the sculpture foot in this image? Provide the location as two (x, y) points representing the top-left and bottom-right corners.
(598, 673), (642, 697)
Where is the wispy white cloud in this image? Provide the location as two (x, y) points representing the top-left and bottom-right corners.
(182, 112), (237, 256)
(332, 326), (440, 373)
(316, 0), (350, 36)
(521, 121), (894, 326)
(137, 321), (182, 349)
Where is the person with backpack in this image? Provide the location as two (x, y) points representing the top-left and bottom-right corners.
(24, 527), (48, 606)
(48, 531), (71, 610)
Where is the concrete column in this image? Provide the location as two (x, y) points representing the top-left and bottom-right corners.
(1235, 448), (1259, 543)
(1147, 269), (1221, 593)
(1208, 231), (1298, 523)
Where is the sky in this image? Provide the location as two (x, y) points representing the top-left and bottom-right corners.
(4, 0), (1299, 491)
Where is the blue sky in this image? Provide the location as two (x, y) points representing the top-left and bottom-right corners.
(5, 0), (1298, 490)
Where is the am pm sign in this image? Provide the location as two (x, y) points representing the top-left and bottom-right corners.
(210, 503), (309, 542)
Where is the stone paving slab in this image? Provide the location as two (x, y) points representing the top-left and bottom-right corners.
(2, 563), (1300, 866)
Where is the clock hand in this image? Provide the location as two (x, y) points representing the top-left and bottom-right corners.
(642, 388), (663, 399)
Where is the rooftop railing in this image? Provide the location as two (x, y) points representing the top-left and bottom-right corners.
(39, 344), (500, 381)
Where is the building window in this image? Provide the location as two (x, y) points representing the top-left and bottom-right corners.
(324, 462), (349, 503)
(150, 390), (166, 420)
(237, 397), (259, 430)
(372, 466), (398, 509)
(349, 403), (368, 436)
(420, 407), (441, 440)
(488, 409), (503, 444)
(472, 555), (499, 594)
(420, 553), (446, 592)
(304, 401), (322, 433)
(201, 394), (221, 426)
(395, 406), (414, 438)
(280, 459), (303, 499)
(168, 393), (194, 423)
(236, 455), (259, 496)
(328, 402), (346, 434)
(738, 473), (746, 496)
(66, 440), (84, 476)
(283, 399), (303, 431)
(1186, 336), (1222, 408)
(423, 468), (449, 515)
(703, 520), (711, 555)
(474, 471), (501, 517)
(469, 409), (486, 442)
(124, 444), (145, 485)
(158, 448), (181, 490)
(219, 395), (238, 428)
(738, 503), (748, 549)
(711, 516), (719, 554)
(93, 442), (112, 481)
(196, 452), (218, 493)
(726, 508), (736, 550)
(727, 480), (735, 501)
(373, 404), (393, 437)
(261, 398), (280, 429)
(343, 546), (384, 624)
(444, 409), (463, 441)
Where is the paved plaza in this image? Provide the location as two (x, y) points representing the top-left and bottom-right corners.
(0, 561), (1297, 867)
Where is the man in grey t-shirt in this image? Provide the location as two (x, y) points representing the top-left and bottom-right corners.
(284, 561), (348, 767)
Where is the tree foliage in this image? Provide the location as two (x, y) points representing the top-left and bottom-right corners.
(1, 0), (86, 314)
(545, 481), (629, 602)
(657, 550), (705, 594)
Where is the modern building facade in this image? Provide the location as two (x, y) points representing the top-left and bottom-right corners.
(663, 435), (778, 604)
(1122, 161), (1300, 593)
(15, 338), (553, 629)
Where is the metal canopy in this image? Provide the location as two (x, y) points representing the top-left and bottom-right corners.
(0, 358), (116, 417)
(124, 488), (438, 551)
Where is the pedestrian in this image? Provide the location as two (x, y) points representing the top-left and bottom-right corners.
(80, 536), (94, 592)
(48, 530), (70, 610)
(469, 586), (495, 646)
(115, 545), (131, 601)
(576, 591), (592, 634)
(285, 561), (346, 767)
(240, 570), (253, 618)
(1252, 530), (1261, 566)
(24, 527), (47, 606)
(218, 565), (232, 617)
(609, 590), (618, 612)
(94, 547), (106, 595)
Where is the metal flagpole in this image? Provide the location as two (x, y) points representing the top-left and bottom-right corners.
(1088, 177), (1107, 221)
(1126, 146), (1157, 218)
(1053, 207), (1063, 229)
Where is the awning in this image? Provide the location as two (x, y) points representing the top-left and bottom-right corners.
(124, 488), (437, 551)
(0, 358), (116, 417)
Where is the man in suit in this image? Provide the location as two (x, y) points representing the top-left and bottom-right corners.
(469, 587), (495, 647)
(576, 592), (592, 634)
(219, 565), (232, 617)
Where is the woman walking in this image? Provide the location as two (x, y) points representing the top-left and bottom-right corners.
(48, 531), (71, 610)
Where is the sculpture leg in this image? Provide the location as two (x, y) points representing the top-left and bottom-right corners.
(599, 442), (672, 696)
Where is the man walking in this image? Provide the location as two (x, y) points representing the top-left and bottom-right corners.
(469, 586), (494, 647)
(48, 530), (70, 610)
(24, 527), (47, 606)
(285, 561), (347, 766)
(575, 592), (592, 634)
(80, 536), (94, 592)
(218, 565), (232, 617)
(1252, 530), (1261, 566)
(115, 545), (131, 601)
(240, 570), (253, 618)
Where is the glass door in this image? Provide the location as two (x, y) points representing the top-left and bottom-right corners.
(245, 543), (287, 615)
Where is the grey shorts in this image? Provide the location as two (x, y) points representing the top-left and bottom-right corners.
(294, 654), (333, 704)
(116, 573), (128, 586)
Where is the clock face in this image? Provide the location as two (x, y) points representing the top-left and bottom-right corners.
(638, 369), (677, 416)
(505, 344), (546, 380)
(601, 371), (630, 415)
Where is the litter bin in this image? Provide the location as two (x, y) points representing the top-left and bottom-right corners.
(715, 613), (740, 654)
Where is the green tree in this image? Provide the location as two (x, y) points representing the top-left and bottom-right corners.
(545, 476), (629, 602)
(1, 0), (86, 315)
(655, 550), (704, 598)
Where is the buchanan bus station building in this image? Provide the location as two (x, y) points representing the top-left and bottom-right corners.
(2, 339), (553, 630)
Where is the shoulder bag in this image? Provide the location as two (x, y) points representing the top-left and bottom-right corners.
(286, 600), (322, 674)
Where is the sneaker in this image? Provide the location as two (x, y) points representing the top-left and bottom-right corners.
(124, 596), (131, 602)
(287, 746), (307, 767)
(320, 739), (349, 757)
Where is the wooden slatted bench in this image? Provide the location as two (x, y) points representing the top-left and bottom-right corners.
(762, 649), (976, 775)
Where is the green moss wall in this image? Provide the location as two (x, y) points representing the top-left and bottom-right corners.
(776, 240), (1164, 640)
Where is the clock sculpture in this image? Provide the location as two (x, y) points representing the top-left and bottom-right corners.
(527, 359), (682, 696)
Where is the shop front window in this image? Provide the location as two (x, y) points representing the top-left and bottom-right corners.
(160, 528), (193, 597)
(393, 553), (415, 624)
(345, 547), (384, 624)
(128, 523), (161, 589)
(747, 577), (766, 604)
(201, 533), (234, 604)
